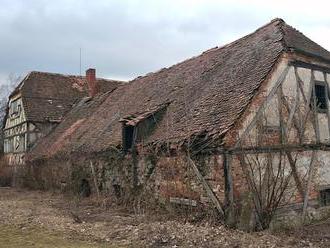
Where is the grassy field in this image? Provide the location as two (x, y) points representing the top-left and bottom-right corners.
(0, 225), (107, 248)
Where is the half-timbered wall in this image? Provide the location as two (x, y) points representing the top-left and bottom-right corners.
(237, 60), (330, 143)
(225, 55), (330, 226)
(3, 94), (27, 165)
(3, 94), (51, 165)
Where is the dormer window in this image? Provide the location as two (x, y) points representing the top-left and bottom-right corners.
(119, 102), (169, 153)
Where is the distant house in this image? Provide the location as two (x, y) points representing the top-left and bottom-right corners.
(25, 19), (330, 229)
(3, 69), (123, 165)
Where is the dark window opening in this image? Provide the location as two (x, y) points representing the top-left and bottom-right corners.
(313, 83), (328, 112)
(123, 125), (135, 151)
(113, 184), (121, 198)
(320, 188), (330, 206)
(79, 179), (91, 197)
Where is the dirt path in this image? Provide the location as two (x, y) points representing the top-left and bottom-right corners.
(0, 188), (329, 247)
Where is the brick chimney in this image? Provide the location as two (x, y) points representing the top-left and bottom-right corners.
(86, 68), (98, 97)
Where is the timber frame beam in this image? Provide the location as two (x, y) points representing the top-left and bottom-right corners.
(289, 60), (330, 74)
(186, 156), (225, 218)
(234, 65), (291, 148)
(202, 143), (330, 155)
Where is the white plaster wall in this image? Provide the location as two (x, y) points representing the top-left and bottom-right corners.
(294, 151), (330, 189)
(262, 65), (330, 145)
(236, 59), (330, 146)
(314, 70), (325, 81)
(282, 66), (296, 100)
(318, 115), (329, 143)
(316, 151), (330, 187)
(297, 67), (311, 94)
(263, 96), (279, 126)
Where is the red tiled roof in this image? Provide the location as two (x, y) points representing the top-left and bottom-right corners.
(12, 71), (123, 123)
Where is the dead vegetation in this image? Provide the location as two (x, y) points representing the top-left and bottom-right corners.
(0, 187), (329, 247)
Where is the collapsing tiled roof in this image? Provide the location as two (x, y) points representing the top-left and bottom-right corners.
(29, 18), (330, 159)
(11, 71), (123, 123)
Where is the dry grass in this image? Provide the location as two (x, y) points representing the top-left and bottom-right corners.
(0, 187), (329, 247)
(0, 225), (108, 248)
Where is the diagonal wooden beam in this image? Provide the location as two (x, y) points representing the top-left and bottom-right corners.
(281, 96), (302, 142)
(295, 68), (317, 144)
(294, 67), (308, 104)
(235, 66), (291, 148)
(283, 67), (303, 141)
(302, 151), (317, 220)
(186, 156), (225, 217)
(285, 151), (305, 199)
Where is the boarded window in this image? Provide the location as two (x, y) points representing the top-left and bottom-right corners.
(122, 124), (135, 151)
(320, 188), (330, 206)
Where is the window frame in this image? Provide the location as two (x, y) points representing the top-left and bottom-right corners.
(9, 99), (22, 118)
(313, 80), (329, 114)
(320, 188), (330, 206)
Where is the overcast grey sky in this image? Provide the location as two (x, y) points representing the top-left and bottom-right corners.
(0, 0), (330, 85)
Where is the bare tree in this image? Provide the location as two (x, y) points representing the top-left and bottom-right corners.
(238, 151), (296, 230)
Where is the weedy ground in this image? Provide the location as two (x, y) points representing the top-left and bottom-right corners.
(0, 188), (329, 247)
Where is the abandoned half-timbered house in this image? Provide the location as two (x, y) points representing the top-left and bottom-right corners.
(25, 19), (330, 229)
(3, 69), (123, 165)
